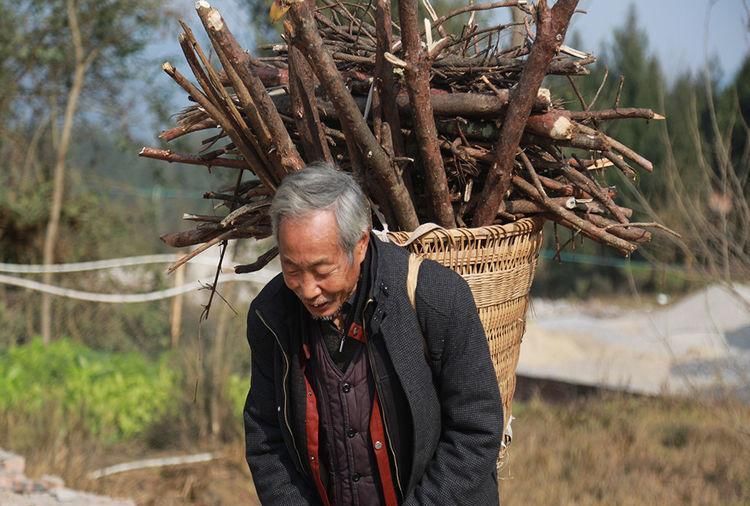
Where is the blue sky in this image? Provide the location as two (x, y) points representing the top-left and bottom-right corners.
(564, 0), (748, 82)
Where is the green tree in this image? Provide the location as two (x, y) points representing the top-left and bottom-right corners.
(0, 0), (166, 343)
(572, 7), (665, 202)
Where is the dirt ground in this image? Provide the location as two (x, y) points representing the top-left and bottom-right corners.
(7, 287), (748, 505)
(77, 446), (259, 506)
(50, 392), (747, 506)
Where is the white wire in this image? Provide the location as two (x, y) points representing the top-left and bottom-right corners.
(88, 452), (219, 480)
(0, 269), (277, 303)
(0, 255), (235, 274)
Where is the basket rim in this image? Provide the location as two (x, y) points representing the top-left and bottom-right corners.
(387, 217), (544, 243)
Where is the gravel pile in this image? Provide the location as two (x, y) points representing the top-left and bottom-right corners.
(0, 449), (134, 506)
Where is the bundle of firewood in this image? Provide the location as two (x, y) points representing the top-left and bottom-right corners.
(142, 0), (671, 273)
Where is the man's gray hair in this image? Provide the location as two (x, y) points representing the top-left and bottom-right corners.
(270, 162), (372, 259)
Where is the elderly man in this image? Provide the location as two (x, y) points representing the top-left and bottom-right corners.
(244, 163), (502, 505)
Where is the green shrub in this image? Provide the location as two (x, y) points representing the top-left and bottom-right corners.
(0, 338), (177, 441)
(228, 373), (249, 413)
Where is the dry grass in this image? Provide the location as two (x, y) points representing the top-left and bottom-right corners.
(3, 391), (749, 505)
(501, 393), (750, 505)
(84, 444), (259, 506)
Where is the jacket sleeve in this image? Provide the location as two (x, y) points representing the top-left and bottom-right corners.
(244, 305), (320, 505)
(403, 270), (503, 505)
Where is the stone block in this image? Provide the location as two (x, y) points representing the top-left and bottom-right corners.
(0, 450), (25, 474)
(40, 473), (66, 490)
(0, 473), (15, 490)
(51, 487), (79, 502)
(11, 476), (34, 494)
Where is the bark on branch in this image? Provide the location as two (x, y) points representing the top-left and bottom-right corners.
(473, 0), (580, 226)
(139, 147), (248, 170)
(286, 1), (419, 230)
(398, 0), (455, 227)
(161, 62), (276, 190)
(512, 175), (637, 255)
(195, 1), (304, 180)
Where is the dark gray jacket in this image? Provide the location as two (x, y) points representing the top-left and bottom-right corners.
(244, 237), (502, 505)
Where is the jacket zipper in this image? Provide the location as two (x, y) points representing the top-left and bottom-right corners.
(255, 309), (306, 474)
(364, 299), (404, 497)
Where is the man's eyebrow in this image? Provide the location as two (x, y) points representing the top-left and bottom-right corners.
(281, 257), (334, 269)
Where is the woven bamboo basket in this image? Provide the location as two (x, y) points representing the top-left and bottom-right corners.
(388, 217), (544, 454)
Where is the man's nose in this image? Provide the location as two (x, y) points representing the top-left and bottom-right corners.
(298, 273), (322, 300)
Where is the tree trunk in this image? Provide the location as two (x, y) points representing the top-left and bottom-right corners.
(41, 0), (97, 344)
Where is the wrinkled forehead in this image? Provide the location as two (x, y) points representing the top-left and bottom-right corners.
(277, 210), (344, 256)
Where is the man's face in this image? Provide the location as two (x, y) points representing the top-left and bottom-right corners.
(277, 210), (369, 319)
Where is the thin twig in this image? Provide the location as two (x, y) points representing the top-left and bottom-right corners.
(587, 65), (608, 111)
(614, 74), (625, 109)
(566, 75), (588, 110)
(602, 222), (682, 238)
(235, 246), (280, 273)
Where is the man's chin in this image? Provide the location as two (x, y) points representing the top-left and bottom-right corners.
(305, 301), (339, 320)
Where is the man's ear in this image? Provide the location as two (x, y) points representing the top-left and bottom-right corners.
(354, 232), (370, 263)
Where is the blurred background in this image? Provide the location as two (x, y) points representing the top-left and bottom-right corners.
(0, 0), (748, 504)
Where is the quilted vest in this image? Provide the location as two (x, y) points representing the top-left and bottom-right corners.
(312, 334), (383, 506)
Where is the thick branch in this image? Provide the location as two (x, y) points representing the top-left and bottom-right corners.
(375, 0), (405, 157)
(287, 1), (418, 230)
(586, 214), (651, 243)
(525, 110), (577, 139)
(542, 213), (650, 246)
(139, 147), (248, 169)
(196, 1), (304, 178)
(567, 108), (665, 122)
(604, 149), (637, 179)
(167, 89), (553, 145)
(219, 63), (289, 88)
(473, 0), (580, 226)
(161, 62), (276, 189)
(537, 174), (574, 196)
(512, 175), (636, 255)
(161, 223), (271, 249)
(505, 197), (633, 218)
(400, 89), (550, 118)
(433, 55), (594, 75)
(160, 117), (218, 142)
(288, 41), (332, 162)
(398, 0), (455, 227)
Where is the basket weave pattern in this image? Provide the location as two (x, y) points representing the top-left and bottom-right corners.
(388, 218), (544, 432)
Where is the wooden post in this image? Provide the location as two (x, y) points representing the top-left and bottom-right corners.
(170, 265), (185, 348)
